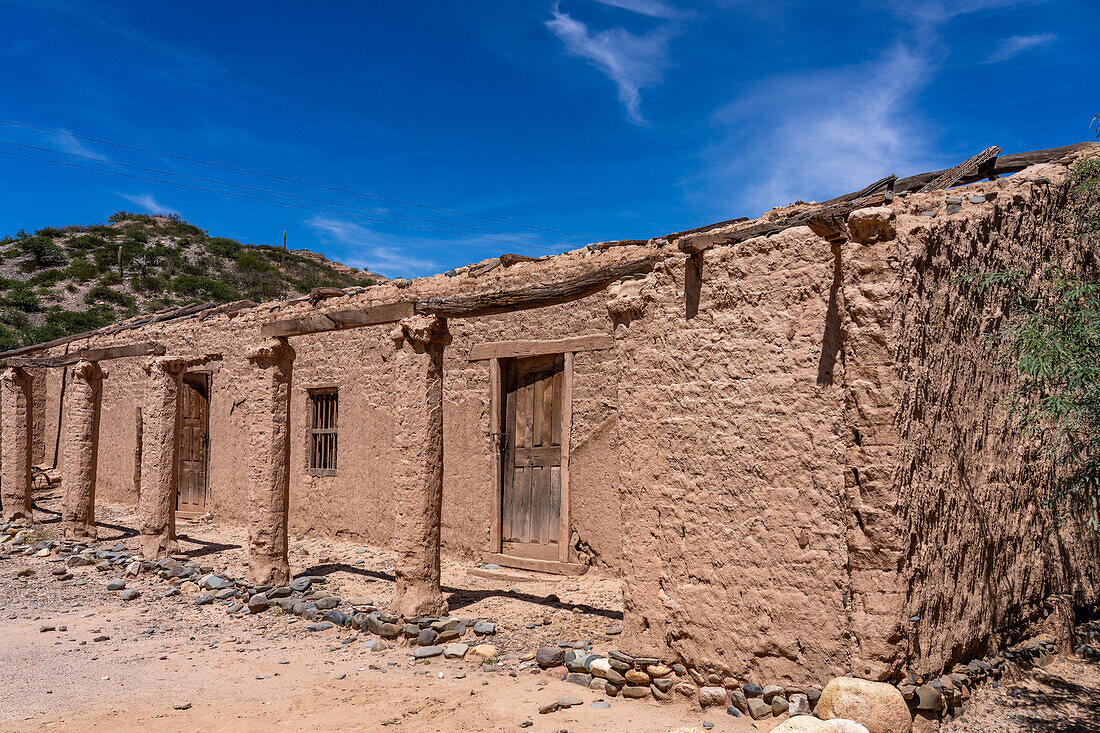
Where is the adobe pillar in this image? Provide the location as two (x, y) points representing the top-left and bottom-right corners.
(246, 339), (294, 586)
(0, 367), (33, 523)
(61, 360), (104, 539)
(138, 357), (184, 559)
(391, 315), (449, 617)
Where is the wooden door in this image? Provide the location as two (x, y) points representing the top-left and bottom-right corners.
(176, 374), (209, 516)
(502, 354), (563, 560)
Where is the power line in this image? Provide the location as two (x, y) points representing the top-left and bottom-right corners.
(0, 119), (587, 238)
(0, 139), (579, 247)
(0, 149), (563, 253)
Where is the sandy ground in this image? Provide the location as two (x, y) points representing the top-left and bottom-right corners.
(945, 654), (1100, 733)
(1, 498), (751, 733)
(4, 495), (1099, 732)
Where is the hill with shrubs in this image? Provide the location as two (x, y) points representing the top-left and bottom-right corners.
(0, 212), (382, 350)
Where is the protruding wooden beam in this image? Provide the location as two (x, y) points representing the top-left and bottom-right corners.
(415, 256), (661, 319)
(1, 341), (166, 368)
(917, 146), (1001, 193)
(260, 257), (661, 337)
(259, 302), (414, 338)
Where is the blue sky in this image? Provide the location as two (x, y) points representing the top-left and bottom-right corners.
(0, 0), (1096, 277)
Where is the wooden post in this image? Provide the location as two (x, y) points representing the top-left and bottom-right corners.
(559, 351), (573, 563)
(138, 357), (184, 559)
(245, 339), (294, 586)
(60, 360), (104, 539)
(489, 357), (502, 554)
(0, 367), (33, 522)
(391, 315), (450, 617)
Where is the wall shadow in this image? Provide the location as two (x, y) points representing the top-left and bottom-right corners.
(816, 243), (843, 386)
(296, 561), (622, 620)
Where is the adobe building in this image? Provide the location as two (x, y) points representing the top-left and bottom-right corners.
(2, 143), (1099, 688)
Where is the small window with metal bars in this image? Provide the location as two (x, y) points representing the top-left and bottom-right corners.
(308, 389), (338, 476)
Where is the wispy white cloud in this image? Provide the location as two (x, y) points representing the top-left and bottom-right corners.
(690, 0), (1051, 218)
(593, 0), (686, 19)
(304, 215), (438, 278)
(117, 192), (179, 216)
(698, 44), (935, 215)
(546, 3), (675, 125)
(986, 33), (1056, 63)
(54, 129), (108, 161)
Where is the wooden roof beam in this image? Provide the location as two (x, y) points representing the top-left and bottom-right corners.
(261, 255), (662, 338)
(413, 255), (661, 319)
(0, 341), (166, 368)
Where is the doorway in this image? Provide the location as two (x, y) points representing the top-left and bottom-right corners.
(501, 354), (564, 561)
(176, 372), (209, 517)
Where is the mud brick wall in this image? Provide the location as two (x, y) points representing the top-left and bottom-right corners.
(614, 228), (851, 686)
(887, 168), (1100, 678)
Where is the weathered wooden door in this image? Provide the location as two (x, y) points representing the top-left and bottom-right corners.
(502, 354), (563, 560)
(176, 374), (209, 516)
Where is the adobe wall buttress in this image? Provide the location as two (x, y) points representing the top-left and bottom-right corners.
(615, 228), (851, 686)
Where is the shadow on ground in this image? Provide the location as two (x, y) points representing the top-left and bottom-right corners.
(998, 667), (1100, 733)
(297, 561), (623, 620)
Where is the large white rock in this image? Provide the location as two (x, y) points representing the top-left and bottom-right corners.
(772, 717), (833, 732)
(816, 677), (912, 733)
(588, 658), (611, 679)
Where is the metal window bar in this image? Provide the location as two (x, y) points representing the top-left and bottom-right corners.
(309, 391), (338, 475)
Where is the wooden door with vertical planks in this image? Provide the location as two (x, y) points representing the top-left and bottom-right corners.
(176, 374), (209, 517)
(502, 354), (563, 560)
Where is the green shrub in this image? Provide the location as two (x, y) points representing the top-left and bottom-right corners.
(3, 287), (40, 312)
(205, 237), (243, 258)
(32, 305), (115, 342)
(131, 273), (167, 293)
(67, 234), (109, 252)
(29, 268), (66, 286)
(85, 283), (136, 308)
(35, 226), (63, 238)
(108, 211), (154, 224)
(0, 325), (21, 352)
(65, 257), (100, 282)
(0, 307), (30, 329)
(16, 235), (66, 267)
(171, 275), (240, 302)
(236, 251), (276, 273)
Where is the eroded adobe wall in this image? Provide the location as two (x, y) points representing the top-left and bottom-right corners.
(614, 228), (851, 686)
(33, 248), (635, 569)
(884, 164), (1100, 678)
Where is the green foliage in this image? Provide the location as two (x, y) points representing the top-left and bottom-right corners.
(236, 251), (275, 273)
(65, 257), (100, 282)
(108, 211), (152, 224)
(16, 235), (66, 267)
(67, 234), (108, 252)
(957, 155), (1100, 530)
(85, 282), (136, 308)
(130, 273), (167, 293)
(205, 237), (243, 258)
(171, 275), (241, 302)
(32, 305), (115, 343)
(0, 307), (30, 330)
(0, 211), (367, 350)
(3, 286), (40, 312)
(29, 268), (67, 287)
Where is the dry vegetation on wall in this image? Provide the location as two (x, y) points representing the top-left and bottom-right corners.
(961, 154), (1100, 529)
(0, 212), (382, 351)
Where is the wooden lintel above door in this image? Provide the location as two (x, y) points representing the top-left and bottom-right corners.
(468, 334), (613, 361)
